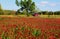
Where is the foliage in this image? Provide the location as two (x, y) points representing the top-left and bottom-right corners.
(54, 11), (60, 15)
(15, 0), (35, 16)
(32, 29), (41, 37)
(0, 4), (4, 15)
(1, 32), (10, 39)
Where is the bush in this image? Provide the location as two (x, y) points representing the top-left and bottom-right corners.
(32, 29), (41, 37)
(0, 11), (4, 15)
(48, 12), (53, 15)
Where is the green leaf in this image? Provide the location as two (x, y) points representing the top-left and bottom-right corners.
(16, 0), (19, 6)
(1, 32), (4, 39)
(21, 27), (25, 31)
(32, 29), (41, 37)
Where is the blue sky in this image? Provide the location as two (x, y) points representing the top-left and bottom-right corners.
(0, 0), (60, 11)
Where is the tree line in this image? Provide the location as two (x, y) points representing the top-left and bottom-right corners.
(38, 11), (60, 15)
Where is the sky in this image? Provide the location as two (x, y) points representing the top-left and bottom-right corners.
(0, 0), (60, 11)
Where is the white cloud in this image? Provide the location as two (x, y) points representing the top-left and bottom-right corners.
(40, 1), (48, 6)
(37, 1), (58, 7)
(40, 1), (48, 4)
(49, 3), (57, 6)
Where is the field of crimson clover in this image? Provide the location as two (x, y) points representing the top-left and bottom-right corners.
(0, 16), (60, 39)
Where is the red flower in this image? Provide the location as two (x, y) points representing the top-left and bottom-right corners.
(0, 37), (2, 39)
(48, 35), (56, 39)
(2, 25), (8, 32)
(13, 24), (17, 28)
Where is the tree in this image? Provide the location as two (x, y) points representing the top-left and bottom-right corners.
(0, 4), (2, 11)
(0, 4), (4, 15)
(15, 0), (35, 16)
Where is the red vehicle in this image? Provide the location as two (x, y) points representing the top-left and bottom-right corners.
(32, 13), (39, 16)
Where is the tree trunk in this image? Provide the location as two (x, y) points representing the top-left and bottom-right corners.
(26, 9), (29, 17)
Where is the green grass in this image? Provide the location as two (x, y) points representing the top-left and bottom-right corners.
(0, 15), (60, 18)
(39, 15), (60, 18)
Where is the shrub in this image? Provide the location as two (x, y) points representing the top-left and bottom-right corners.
(0, 11), (4, 15)
(32, 29), (41, 37)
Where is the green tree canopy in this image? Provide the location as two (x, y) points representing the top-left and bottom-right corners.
(15, 0), (35, 16)
(0, 4), (4, 15)
(0, 4), (2, 11)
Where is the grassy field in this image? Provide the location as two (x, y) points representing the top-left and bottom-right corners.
(0, 15), (60, 18)
(39, 15), (60, 18)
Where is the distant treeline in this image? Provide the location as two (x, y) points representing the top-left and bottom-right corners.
(38, 11), (60, 15)
(0, 10), (16, 15)
(0, 10), (60, 15)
